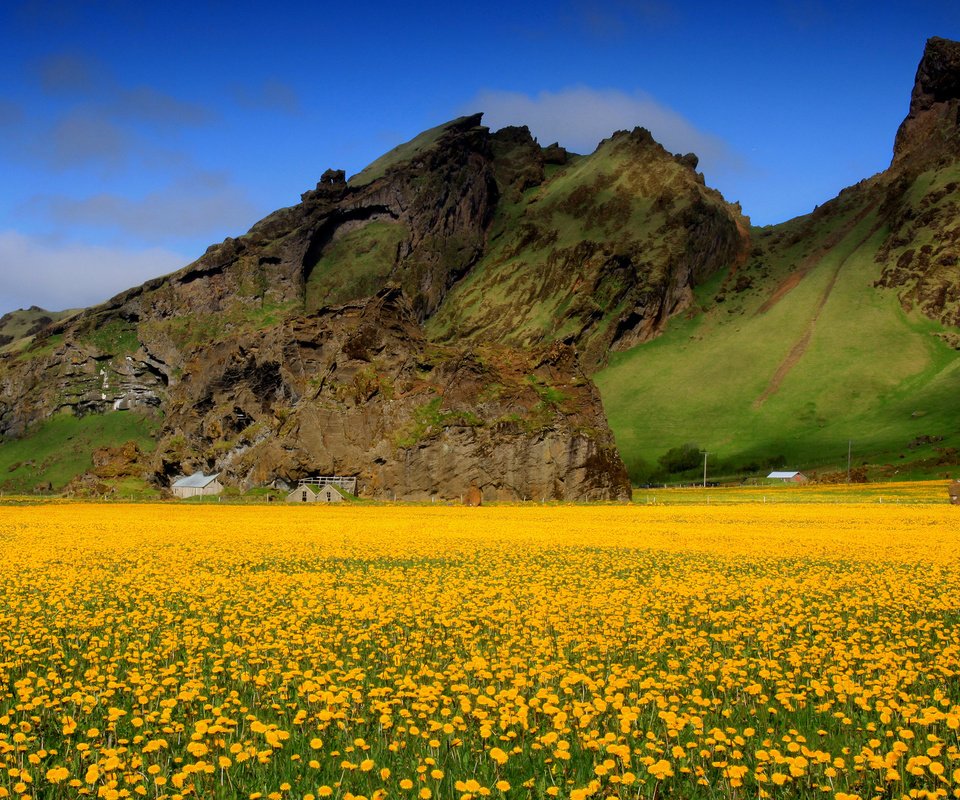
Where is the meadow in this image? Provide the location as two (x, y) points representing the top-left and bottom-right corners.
(0, 502), (958, 800)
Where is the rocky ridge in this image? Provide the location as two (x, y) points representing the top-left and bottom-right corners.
(875, 37), (960, 327)
(0, 109), (745, 497)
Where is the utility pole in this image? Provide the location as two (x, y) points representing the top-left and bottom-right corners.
(703, 451), (709, 488)
(847, 440), (852, 483)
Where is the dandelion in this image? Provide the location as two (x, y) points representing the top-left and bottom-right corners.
(0, 502), (956, 800)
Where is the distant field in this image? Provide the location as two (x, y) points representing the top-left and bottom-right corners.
(0, 479), (951, 506)
(1, 504), (958, 799)
(632, 479), (953, 505)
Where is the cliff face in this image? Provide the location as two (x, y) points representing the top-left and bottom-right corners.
(155, 288), (629, 502)
(876, 37), (960, 328)
(892, 37), (960, 173)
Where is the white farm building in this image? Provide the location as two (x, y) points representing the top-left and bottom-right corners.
(171, 472), (224, 498)
(766, 471), (809, 484)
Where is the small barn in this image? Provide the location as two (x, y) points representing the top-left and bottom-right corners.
(171, 472), (223, 498)
(286, 483), (344, 503)
(767, 470), (809, 484)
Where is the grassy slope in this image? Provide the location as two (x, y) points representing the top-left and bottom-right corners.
(348, 117), (474, 187)
(0, 307), (78, 353)
(305, 221), (408, 310)
(0, 412), (158, 493)
(596, 194), (960, 483)
(427, 135), (725, 354)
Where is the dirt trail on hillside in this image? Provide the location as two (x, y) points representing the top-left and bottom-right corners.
(752, 219), (882, 409)
(754, 206), (875, 317)
(731, 218), (752, 272)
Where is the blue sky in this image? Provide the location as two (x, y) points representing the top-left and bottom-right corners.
(1, 0), (958, 315)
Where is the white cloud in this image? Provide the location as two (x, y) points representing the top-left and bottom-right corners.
(20, 170), (260, 244)
(0, 230), (186, 314)
(470, 86), (739, 171)
(24, 171), (259, 241)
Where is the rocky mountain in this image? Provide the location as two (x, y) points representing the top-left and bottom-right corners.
(2, 114), (673, 500)
(1, 37), (957, 494)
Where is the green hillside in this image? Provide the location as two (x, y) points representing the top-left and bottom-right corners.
(595, 181), (960, 484)
(0, 411), (158, 493)
(428, 128), (744, 366)
(305, 221), (409, 309)
(0, 306), (77, 352)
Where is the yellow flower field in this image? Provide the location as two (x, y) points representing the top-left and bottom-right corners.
(0, 503), (958, 800)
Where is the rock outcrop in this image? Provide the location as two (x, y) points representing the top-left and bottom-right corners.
(154, 288), (630, 502)
(875, 36), (960, 327)
(893, 36), (960, 172)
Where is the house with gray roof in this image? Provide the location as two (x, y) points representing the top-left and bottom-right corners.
(766, 470), (809, 483)
(171, 472), (224, 498)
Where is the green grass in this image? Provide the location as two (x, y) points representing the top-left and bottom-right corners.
(0, 307), (77, 352)
(0, 412), (159, 493)
(348, 116), (477, 186)
(139, 300), (298, 352)
(630, 480), (952, 505)
(596, 202), (960, 484)
(305, 221), (408, 310)
(79, 318), (140, 356)
(392, 397), (482, 449)
(15, 332), (65, 361)
(428, 132), (719, 354)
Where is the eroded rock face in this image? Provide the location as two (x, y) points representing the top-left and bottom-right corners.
(155, 289), (630, 502)
(874, 37), (960, 327)
(0, 340), (164, 438)
(893, 37), (960, 171)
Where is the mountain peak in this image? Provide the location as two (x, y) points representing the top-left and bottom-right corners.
(348, 114), (486, 187)
(892, 36), (960, 170)
(910, 37), (960, 112)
